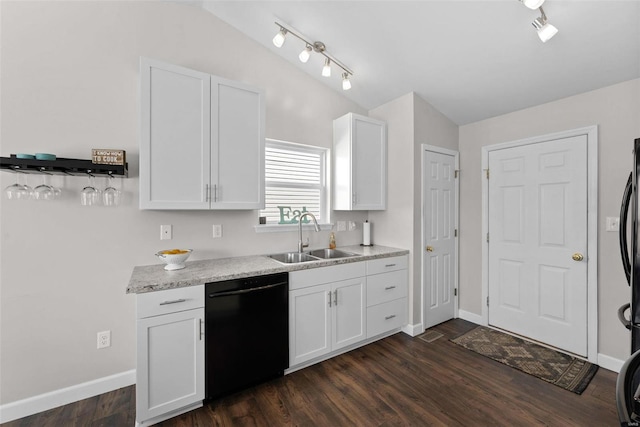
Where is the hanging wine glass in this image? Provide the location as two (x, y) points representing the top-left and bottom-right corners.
(80, 172), (101, 206)
(5, 170), (32, 200)
(33, 171), (55, 201)
(103, 174), (121, 207)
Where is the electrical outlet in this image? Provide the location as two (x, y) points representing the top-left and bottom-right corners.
(348, 221), (357, 231)
(97, 331), (111, 349)
(213, 224), (222, 238)
(160, 225), (172, 240)
(337, 221), (347, 232)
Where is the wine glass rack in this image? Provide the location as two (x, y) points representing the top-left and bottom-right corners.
(0, 155), (128, 177)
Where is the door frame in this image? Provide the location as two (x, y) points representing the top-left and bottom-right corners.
(481, 125), (598, 362)
(421, 144), (460, 331)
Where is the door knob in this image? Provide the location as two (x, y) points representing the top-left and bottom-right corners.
(426, 246), (434, 252)
(572, 253), (584, 262)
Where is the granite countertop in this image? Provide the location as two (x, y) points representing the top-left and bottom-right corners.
(126, 245), (409, 294)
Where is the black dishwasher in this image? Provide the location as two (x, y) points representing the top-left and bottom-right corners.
(205, 272), (288, 400)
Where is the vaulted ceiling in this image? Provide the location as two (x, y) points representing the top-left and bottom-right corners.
(195, 1), (640, 125)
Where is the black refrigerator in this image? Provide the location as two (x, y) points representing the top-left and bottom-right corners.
(616, 137), (640, 426)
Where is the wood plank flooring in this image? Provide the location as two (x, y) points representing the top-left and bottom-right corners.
(2, 319), (619, 426)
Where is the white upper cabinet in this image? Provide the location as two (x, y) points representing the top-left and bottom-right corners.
(139, 58), (265, 210)
(140, 59), (211, 210)
(212, 77), (264, 209)
(333, 113), (387, 210)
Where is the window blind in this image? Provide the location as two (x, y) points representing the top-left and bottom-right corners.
(261, 141), (327, 224)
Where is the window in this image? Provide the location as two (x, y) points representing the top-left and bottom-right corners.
(260, 139), (329, 225)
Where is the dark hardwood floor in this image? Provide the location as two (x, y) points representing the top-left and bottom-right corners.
(2, 319), (619, 426)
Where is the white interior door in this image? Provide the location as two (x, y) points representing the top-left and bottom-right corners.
(488, 135), (588, 356)
(423, 147), (458, 329)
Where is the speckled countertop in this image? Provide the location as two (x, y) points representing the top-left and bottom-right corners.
(126, 245), (409, 294)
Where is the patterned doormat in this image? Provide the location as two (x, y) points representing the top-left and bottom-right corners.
(451, 326), (598, 394)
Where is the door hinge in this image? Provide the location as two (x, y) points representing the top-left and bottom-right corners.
(486, 232), (489, 243)
(454, 229), (458, 237)
(455, 170), (459, 179)
(454, 288), (458, 297)
(486, 296), (490, 307)
(485, 169), (490, 179)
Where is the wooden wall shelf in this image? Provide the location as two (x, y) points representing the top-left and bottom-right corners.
(0, 156), (128, 177)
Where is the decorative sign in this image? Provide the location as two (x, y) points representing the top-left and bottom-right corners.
(278, 206), (311, 225)
(92, 149), (126, 165)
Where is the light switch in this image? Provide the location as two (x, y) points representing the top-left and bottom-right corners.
(337, 221), (347, 232)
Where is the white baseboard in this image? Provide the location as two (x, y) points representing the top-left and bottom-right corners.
(402, 323), (424, 337)
(457, 310), (483, 325)
(0, 369), (136, 424)
(598, 353), (625, 373)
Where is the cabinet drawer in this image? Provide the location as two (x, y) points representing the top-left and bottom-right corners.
(366, 255), (407, 275)
(137, 285), (204, 319)
(367, 270), (407, 307)
(366, 298), (407, 338)
(290, 262), (366, 290)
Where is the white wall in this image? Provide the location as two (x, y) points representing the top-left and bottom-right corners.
(368, 93), (458, 327)
(0, 0), (369, 405)
(369, 93), (416, 322)
(459, 78), (640, 361)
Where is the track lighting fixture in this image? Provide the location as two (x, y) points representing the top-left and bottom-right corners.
(322, 58), (331, 77)
(299, 45), (312, 63)
(272, 27), (287, 48)
(272, 21), (354, 90)
(518, 1), (558, 43)
(342, 73), (351, 91)
(520, 0), (545, 10)
(532, 6), (558, 42)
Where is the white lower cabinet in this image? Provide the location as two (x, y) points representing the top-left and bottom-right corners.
(289, 255), (408, 370)
(332, 278), (366, 349)
(366, 256), (408, 339)
(289, 277), (366, 367)
(136, 286), (204, 426)
(289, 284), (331, 364)
(289, 263), (366, 367)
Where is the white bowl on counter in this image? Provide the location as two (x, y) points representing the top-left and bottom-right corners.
(155, 249), (193, 271)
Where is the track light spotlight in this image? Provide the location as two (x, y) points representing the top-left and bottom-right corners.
(272, 28), (287, 48)
(342, 73), (351, 91)
(299, 45), (312, 63)
(532, 7), (558, 42)
(322, 58), (331, 77)
(520, 0), (545, 10)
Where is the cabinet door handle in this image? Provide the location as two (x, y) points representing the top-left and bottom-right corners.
(384, 285), (396, 290)
(333, 290), (338, 306)
(328, 291), (332, 307)
(213, 184), (218, 202)
(385, 263), (396, 268)
(199, 319), (204, 340)
(385, 314), (397, 320)
(159, 298), (187, 306)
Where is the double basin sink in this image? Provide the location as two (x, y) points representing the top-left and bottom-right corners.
(268, 248), (358, 264)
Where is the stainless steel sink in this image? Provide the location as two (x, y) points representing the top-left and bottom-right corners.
(268, 252), (320, 264)
(305, 248), (358, 259)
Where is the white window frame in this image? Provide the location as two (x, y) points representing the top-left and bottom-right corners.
(255, 138), (332, 233)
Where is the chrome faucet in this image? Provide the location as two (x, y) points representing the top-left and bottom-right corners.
(298, 212), (321, 253)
